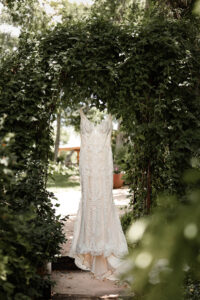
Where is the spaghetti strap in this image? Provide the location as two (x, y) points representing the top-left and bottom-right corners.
(79, 107), (85, 117)
(79, 107), (89, 121)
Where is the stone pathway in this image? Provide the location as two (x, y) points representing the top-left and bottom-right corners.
(51, 187), (133, 299)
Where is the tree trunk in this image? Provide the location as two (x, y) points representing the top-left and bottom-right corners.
(116, 120), (124, 151)
(145, 0), (150, 10)
(146, 161), (151, 214)
(54, 112), (61, 162)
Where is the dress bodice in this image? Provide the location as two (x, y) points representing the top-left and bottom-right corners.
(79, 108), (112, 151)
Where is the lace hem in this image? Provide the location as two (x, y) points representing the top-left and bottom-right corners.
(68, 251), (127, 281)
(68, 247), (129, 259)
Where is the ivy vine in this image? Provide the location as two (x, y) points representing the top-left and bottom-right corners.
(1, 8), (200, 297)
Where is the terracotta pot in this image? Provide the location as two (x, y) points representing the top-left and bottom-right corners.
(113, 173), (124, 189)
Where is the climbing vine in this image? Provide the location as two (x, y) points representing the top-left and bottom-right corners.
(116, 15), (200, 217)
(1, 5), (200, 297)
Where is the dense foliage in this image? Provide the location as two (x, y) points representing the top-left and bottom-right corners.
(38, 12), (200, 219)
(2, 2), (200, 216)
(1, 1), (200, 298)
(121, 166), (200, 300)
(0, 36), (66, 298)
(0, 0), (48, 29)
(118, 15), (200, 217)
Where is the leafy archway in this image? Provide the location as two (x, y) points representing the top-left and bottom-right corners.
(1, 11), (200, 299)
(0, 17), (125, 299)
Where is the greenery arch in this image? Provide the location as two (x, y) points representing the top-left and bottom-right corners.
(1, 11), (200, 299)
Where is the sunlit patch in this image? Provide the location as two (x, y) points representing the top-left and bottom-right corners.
(69, 0), (94, 5)
(149, 258), (170, 285)
(149, 269), (160, 284)
(158, 258), (168, 266)
(135, 252), (152, 269)
(183, 264), (190, 272)
(126, 219), (148, 243)
(0, 24), (21, 37)
(100, 294), (119, 299)
(3, 168), (13, 175)
(0, 157), (9, 166)
(184, 223), (198, 239)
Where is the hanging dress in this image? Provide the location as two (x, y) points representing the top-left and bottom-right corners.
(68, 108), (129, 280)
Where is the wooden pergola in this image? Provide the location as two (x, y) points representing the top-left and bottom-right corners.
(58, 146), (80, 164)
(2, 143), (81, 164)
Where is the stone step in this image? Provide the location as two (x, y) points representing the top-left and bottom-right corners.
(51, 270), (134, 300)
(52, 293), (135, 299)
(52, 256), (80, 271)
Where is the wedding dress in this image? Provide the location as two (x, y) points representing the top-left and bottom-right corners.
(68, 108), (129, 280)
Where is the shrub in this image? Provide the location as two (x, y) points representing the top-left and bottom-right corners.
(121, 167), (200, 300)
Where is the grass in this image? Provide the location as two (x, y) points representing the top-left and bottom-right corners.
(47, 166), (80, 193)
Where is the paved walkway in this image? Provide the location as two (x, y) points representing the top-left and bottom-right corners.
(51, 187), (132, 299)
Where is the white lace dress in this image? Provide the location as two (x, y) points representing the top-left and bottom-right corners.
(68, 108), (129, 280)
